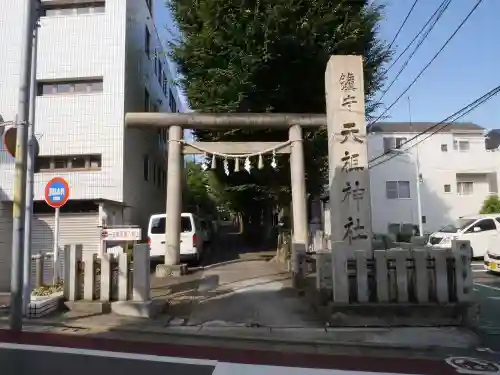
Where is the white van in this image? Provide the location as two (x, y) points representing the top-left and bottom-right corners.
(427, 214), (500, 258)
(147, 213), (205, 264)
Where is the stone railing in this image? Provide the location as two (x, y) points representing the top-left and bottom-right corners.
(63, 243), (158, 317)
(300, 231), (476, 326)
(315, 239), (473, 304)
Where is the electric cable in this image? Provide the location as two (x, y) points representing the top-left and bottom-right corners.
(385, 0), (451, 75)
(368, 0), (485, 129)
(387, 0), (420, 51)
(368, 84), (500, 169)
(379, 0), (452, 102)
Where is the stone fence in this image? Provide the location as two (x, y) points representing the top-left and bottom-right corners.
(315, 240), (473, 304)
(62, 243), (158, 317)
(296, 231), (476, 326)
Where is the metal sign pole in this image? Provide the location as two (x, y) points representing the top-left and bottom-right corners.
(53, 207), (60, 284)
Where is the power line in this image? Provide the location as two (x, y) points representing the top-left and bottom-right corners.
(369, 84), (500, 167)
(379, 0), (452, 102)
(385, 0), (450, 75)
(387, 0), (420, 51)
(368, 84), (500, 169)
(368, 0), (485, 129)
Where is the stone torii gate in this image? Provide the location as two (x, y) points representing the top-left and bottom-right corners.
(125, 55), (373, 279)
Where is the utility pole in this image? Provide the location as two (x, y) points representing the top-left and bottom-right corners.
(408, 97), (424, 236)
(10, 0), (37, 331)
(23, 2), (40, 316)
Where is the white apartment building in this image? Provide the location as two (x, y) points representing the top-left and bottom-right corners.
(368, 122), (498, 236)
(0, 0), (182, 290)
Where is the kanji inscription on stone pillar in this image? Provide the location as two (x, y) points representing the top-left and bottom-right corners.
(325, 55), (373, 255)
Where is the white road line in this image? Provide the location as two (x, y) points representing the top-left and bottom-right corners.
(0, 342), (218, 366)
(213, 362), (415, 375)
(474, 282), (500, 292)
(473, 270), (487, 273)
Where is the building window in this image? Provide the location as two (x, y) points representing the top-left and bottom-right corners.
(386, 181), (410, 199)
(161, 170), (166, 188)
(441, 144), (448, 152)
(145, 0), (152, 13)
(35, 154), (101, 173)
(144, 88), (150, 112)
(383, 137), (407, 153)
(473, 219), (497, 232)
(156, 166), (161, 187)
(145, 27), (151, 58)
(37, 79), (103, 96)
(143, 155), (150, 181)
(158, 66), (163, 87)
(457, 181), (473, 195)
(163, 74), (167, 94)
(42, 2), (105, 16)
(444, 184), (451, 193)
(422, 216), (426, 224)
(453, 140), (470, 152)
(168, 89), (177, 112)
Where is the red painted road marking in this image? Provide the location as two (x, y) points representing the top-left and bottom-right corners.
(0, 330), (457, 374)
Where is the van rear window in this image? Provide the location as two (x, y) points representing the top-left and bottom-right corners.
(150, 217), (192, 234)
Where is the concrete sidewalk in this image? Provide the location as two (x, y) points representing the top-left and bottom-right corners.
(161, 259), (321, 328)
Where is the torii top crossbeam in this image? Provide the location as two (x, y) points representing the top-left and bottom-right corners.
(125, 113), (326, 129)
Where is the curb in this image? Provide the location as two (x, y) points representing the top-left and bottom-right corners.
(108, 326), (479, 351)
(11, 319), (479, 352)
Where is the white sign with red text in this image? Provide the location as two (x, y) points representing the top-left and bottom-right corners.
(101, 227), (141, 242)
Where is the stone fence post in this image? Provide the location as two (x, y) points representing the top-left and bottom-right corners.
(133, 244), (150, 302)
(32, 254), (44, 288)
(63, 244), (82, 301)
(100, 253), (112, 302)
(82, 253), (96, 301)
(117, 253), (128, 301)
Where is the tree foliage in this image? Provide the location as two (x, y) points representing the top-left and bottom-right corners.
(168, 0), (391, 216)
(480, 194), (500, 214)
(183, 161), (216, 214)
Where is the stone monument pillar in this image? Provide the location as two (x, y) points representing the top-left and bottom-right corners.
(325, 55), (373, 255)
(325, 56), (373, 302)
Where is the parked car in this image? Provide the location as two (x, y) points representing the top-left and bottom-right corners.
(484, 233), (500, 273)
(147, 212), (206, 264)
(427, 214), (500, 258)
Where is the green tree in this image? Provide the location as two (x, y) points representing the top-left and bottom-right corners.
(183, 161), (216, 215)
(168, 0), (391, 222)
(480, 194), (500, 214)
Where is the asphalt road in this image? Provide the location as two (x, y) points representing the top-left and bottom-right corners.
(472, 260), (500, 350)
(0, 343), (217, 375)
(0, 330), (488, 375)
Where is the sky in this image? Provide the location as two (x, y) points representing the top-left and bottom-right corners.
(374, 0), (499, 128)
(155, 0), (499, 129)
